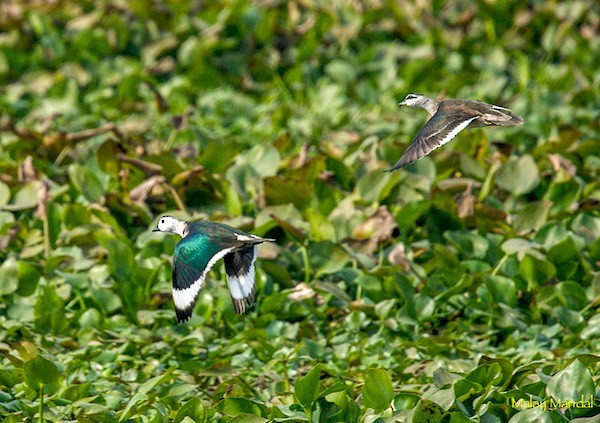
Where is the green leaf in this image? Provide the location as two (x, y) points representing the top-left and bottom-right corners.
(413, 294), (435, 321)
(321, 390), (360, 423)
(3, 181), (42, 211)
(325, 60), (357, 85)
(295, 364), (321, 411)
(581, 314), (600, 339)
(69, 163), (104, 203)
(0, 210), (15, 229)
(0, 256), (19, 295)
(412, 400), (447, 422)
(97, 139), (120, 176)
(478, 356), (514, 388)
(218, 398), (266, 418)
(0, 181), (10, 206)
(513, 201), (552, 233)
(556, 281), (588, 310)
(34, 285), (68, 334)
(0, 368), (24, 388)
(546, 360), (594, 403)
(263, 176), (312, 210)
(483, 275), (517, 307)
(98, 235), (135, 281)
(496, 155), (539, 195)
(445, 231), (489, 259)
(120, 368), (175, 421)
(571, 213), (600, 241)
(547, 235), (578, 262)
(454, 377), (482, 404)
(306, 208), (336, 242)
(362, 368), (393, 412)
(547, 236), (579, 279)
(394, 392), (420, 411)
(466, 363), (503, 388)
(16, 261), (41, 296)
(501, 238), (538, 259)
(267, 211), (307, 243)
(199, 139), (242, 173)
(244, 144), (281, 178)
(394, 200), (431, 233)
(507, 408), (560, 423)
(221, 180), (242, 216)
(356, 170), (397, 203)
(174, 398), (205, 423)
(23, 355), (62, 394)
(555, 306), (584, 330)
(544, 179), (581, 214)
(519, 254), (556, 286)
(79, 308), (102, 328)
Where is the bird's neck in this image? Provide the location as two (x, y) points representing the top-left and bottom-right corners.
(420, 98), (439, 116)
(174, 221), (189, 238)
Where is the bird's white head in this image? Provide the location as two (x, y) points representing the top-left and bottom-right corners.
(399, 93), (430, 108)
(153, 215), (187, 237)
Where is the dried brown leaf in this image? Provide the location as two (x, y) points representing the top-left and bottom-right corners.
(129, 176), (166, 203)
(349, 206), (398, 255)
(456, 181), (475, 218)
(547, 154), (577, 177)
(387, 242), (410, 273)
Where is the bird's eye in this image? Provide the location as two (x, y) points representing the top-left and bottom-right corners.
(407, 94), (416, 100)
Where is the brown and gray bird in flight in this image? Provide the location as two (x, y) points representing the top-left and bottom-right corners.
(388, 94), (524, 171)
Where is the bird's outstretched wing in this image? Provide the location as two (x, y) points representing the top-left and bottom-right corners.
(224, 244), (258, 314)
(172, 233), (235, 323)
(388, 107), (480, 171)
(172, 222), (273, 322)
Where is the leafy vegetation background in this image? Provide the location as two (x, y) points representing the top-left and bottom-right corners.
(1, 0), (599, 421)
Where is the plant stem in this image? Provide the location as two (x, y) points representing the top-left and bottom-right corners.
(163, 129), (177, 151)
(491, 254), (508, 276)
(42, 212), (50, 259)
(300, 244), (311, 284)
(166, 184), (187, 213)
(39, 384), (43, 423)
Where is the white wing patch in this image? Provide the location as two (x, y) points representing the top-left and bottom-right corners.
(226, 245), (257, 306)
(172, 247), (235, 311)
(433, 116), (479, 147)
(492, 104), (511, 113)
(227, 262), (256, 301)
(235, 233), (263, 242)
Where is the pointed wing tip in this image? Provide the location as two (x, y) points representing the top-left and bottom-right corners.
(229, 281), (255, 313)
(251, 235), (275, 243)
(387, 156), (415, 172)
(386, 163), (407, 172)
(224, 246), (257, 315)
(232, 295), (254, 314)
(236, 233), (275, 244)
(175, 307), (194, 323)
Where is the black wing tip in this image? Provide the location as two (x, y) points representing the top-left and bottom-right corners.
(232, 296), (254, 314)
(385, 164), (404, 172)
(229, 276), (256, 315)
(245, 286), (255, 307)
(233, 294), (255, 314)
(386, 157), (414, 172)
(512, 115), (525, 125)
(245, 236), (275, 245)
(175, 306), (194, 323)
(228, 270), (256, 314)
